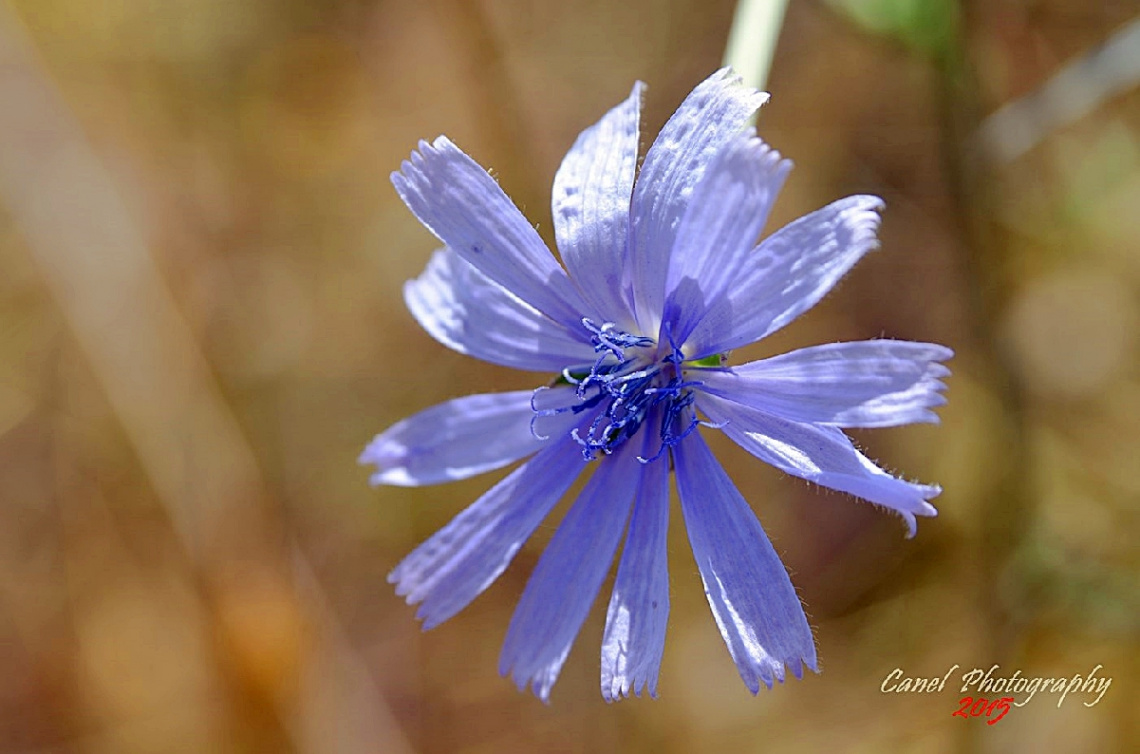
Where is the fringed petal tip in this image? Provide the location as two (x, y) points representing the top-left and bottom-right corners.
(852, 193), (887, 217)
(391, 135), (449, 177)
(394, 136), (452, 167)
(602, 674), (659, 703)
(358, 436), (404, 487)
(847, 201), (885, 253)
(385, 570), (443, 630)
(386, 568), (421, 604)
(416, 605), (447, 631)
(711, 65), (772, 108)
(390, 568), (478, 632)
(825, 196), (886, 260)
(358, 433), (386, 462)
(502, 634), (672, 705)
(390, 140), (431, 190)
(930, 344), (956, 363)
(924, 349), (956, 421)
(498, 664), (557, 705)
(898, 484), (940, 539)
(745, 655), (820, 695)
(385, 559), (476, 632)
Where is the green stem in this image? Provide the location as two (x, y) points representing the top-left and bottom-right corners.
(723, 0), (792, 97)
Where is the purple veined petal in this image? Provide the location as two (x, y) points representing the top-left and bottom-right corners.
(389, 432), (588, 630)
(360, 388), (579, 487)
(392, 136), (590, 330)
(692, 340), (954, 428)
(405, 248), (597, 372)
(662, 131), (791, 345)
(552, 82), (644, 327)
(697, 393), (940, 537)
(499, 435), (645, 702)
(684, 195), (885, 359)
(672, 429), (818, 693)
(600, 434), (670, 701)
(628, 68), (769, 333)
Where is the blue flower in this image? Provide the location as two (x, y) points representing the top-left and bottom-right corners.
(362, 68), (952, 702)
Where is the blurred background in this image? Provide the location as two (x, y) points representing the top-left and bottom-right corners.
(0, 0), (1137, 751)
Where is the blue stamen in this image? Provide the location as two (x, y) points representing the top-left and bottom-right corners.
(560, 367), (584, 385)
(529, 384), (604, 440)
(535, 320), (705, 461)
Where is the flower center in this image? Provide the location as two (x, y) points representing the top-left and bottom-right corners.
(533, 319), (705, 462)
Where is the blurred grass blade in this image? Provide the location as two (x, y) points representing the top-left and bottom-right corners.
(978, 16), (1140, 163)
(0, 6), (413, 752)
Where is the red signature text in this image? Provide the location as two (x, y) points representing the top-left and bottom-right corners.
(952, 696), (1014, 725)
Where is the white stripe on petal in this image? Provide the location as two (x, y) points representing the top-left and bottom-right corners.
(392, 136), (590, 329)
(499, 437), (644, 702)
(405, 248), (595, 372)
(698, 393), (940, 537)
(628, 68), (769, 333)
(693, 340), (953, 428)
(600, 443), (670, 701)
(389, 433), (588, 629)
(553, 82), (644, 327)
(685, 195), (884, 358)
(663, 132), (791, 344)
(360, 389), (578, 487)
(673, 430), (817, 693)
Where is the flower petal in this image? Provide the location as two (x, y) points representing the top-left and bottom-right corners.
(663, 131), (791, 344)
(693, 340), (953, 428)
(552, 82), (644, 326)
(697, 393), (940, 537)
(499, 438), (644, 702)
(672, 430), (817, 693)
(600, 441), (670, 701)
(392, 136), (590, 329)
(684, 195), (885, 358)
(628, 68), (769, 332)
(389, 434), (586, 629)
(405, 248), (596, 372)
(360, 389), (578, 487)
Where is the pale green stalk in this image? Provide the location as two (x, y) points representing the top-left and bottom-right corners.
(723, 0), (791, 107)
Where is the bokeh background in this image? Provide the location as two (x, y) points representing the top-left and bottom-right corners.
(1, 0), (1137, 751)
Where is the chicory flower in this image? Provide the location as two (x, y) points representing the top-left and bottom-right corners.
(363, 68), (951, 702)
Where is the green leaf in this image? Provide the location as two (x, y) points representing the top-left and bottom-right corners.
(826, 0), (958, 59)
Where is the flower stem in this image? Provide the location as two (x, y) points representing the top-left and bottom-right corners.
(723, 0), (791, 99)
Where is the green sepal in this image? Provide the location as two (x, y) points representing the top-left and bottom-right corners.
(551, 368), (592, 387)
(689, 353), (727, 368)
